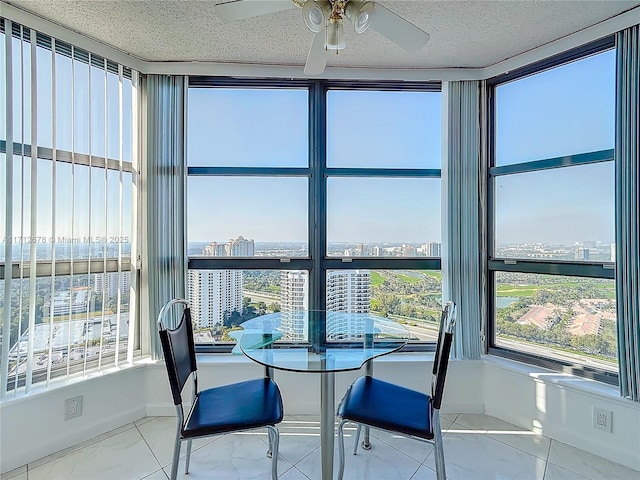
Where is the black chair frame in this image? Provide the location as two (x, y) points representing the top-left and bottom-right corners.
(158, 299), (284, 480)
(336, 301), (457, 480)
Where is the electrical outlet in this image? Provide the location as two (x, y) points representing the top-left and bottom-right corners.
(593, 407), (612, 432)
(65, 395), (83, 420)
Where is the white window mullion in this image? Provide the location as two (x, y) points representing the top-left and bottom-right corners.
(1, 18), (15, 400)
(24, 28), (39, 393)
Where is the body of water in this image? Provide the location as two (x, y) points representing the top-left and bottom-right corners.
(496, 297), (518, 308)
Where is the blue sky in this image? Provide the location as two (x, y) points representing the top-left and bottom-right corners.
(186, 88), (442, 244)
(494, 49), (615, 244)
(2, 33), (134, 245)
(186, 49), (615, 246)
(1, 30), (616, 247)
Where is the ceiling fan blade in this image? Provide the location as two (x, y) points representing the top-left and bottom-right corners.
(304, 32), (328, 75)
(215, 1), (294, 21)
(371, 3), (430, 53)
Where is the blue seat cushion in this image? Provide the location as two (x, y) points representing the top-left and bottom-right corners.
(183, 378), (283, 438)
(337, 376), (434, 440)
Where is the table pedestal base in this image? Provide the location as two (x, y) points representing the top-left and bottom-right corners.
(320, 371), (335, 480)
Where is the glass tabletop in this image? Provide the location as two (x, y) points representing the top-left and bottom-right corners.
(238, 311), (410, 373)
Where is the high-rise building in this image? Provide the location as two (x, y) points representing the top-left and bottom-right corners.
(575, 247), (590, 260)
(202, 242), (225, 256)
(188, 236), (254, 328)
(326, 270), (371, 313)
(402, 244), (417, 256)
(226, 236), (254, 256)
(280, 270), (309, 312)
(277, 269), (371, 341)
(279, 270), (309, 341)
(326, 270), (371, 341)
(201, 236), (254, 257)
(94, 271), (130, 298)
(610, 243), (616, 262)
(424, 241), (442, 257)
(188, 270), (243, 328)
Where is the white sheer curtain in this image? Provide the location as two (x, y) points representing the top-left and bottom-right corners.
(615, 25), (640, 401)
(442, 81), (483, 359)
(139, 75), (187, 359)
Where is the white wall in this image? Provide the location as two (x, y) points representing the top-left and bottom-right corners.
(0, 364), (148, 474)
(1, 356), (639, 474)
(483, 357), (640, 472)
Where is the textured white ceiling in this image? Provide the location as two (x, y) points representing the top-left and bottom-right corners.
(4, 0), (640, 69)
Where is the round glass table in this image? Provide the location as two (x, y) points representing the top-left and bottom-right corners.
(238, 311), (410, 480)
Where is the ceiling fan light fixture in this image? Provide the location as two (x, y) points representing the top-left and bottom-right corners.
(326, 19), (346, 50)
(345, 1), (375, 34)
(303, 0), (330, 33)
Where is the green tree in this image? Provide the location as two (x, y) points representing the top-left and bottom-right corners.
(268, 302), (281, 313)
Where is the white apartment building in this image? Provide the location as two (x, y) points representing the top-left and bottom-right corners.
(202, 236), (254, 256)
(326, 270), (371, 341)
(188, 270), (243, 328)
(278, 269), (371, 341)
(279, 270), (309, 341)
(576, 246), (591, 260)
(93, 271), (130, 298)
(188, 236), (254, 328)
(424, 241), (442, 257)
(42, 287), (94, 317)
(326, 270), (371, 313)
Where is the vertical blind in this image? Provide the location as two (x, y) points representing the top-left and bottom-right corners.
(0, 18), (140, 398)
(139, 74), (187, 360)
(444, 80), (483, 359)
(615, 24), (640, 401)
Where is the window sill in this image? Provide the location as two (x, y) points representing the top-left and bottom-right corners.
(482, 354), (628, 404)
(0, 357), (153, 406)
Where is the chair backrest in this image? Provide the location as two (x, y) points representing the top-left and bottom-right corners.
(158, 300), (197, 406)
(431, 301), (457, 410)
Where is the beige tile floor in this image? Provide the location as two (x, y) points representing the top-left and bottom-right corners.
(2, 413), (639, 480)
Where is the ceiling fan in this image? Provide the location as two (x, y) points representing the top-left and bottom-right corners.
(214, 0), (430, 75)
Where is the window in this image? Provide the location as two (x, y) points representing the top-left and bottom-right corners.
(487, 40), (618, 383)
(0, 20), (139, 397)
(187, 79), (441, 350)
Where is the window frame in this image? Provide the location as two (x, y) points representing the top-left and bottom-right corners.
(187, 77), (442, 353)
(485, 36), (619, 385)
(0, 20), (140, 395)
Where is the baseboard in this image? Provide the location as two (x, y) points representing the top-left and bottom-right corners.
(2, 406), (147, 474)
(146, 403), (178, 417)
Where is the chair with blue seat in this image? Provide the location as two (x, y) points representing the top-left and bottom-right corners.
(157, 298), (284, 480)
(336, 301), (457, 480)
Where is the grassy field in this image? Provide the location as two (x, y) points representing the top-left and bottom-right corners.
(370, 270), (441, 287)
(497, 281), (616, 299)
(49, 311), (115, 322)
(496, 285), (538, 297)
(395, 273), (422, 284)
(419, 270), (443, 281)
(370, 271), (385, 287)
